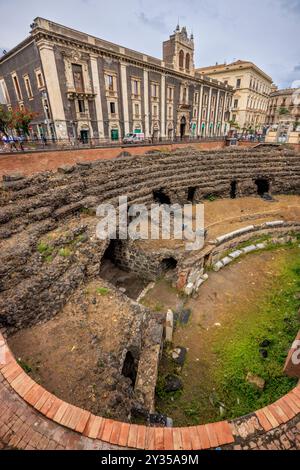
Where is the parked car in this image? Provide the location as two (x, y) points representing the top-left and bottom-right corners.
(123, 133), (145, 144)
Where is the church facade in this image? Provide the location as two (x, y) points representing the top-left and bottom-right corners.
(0, 18), (233, 142)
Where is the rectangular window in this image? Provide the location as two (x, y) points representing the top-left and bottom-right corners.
(0, 79), (10, 104)
(24, 75), (33, 99)
(107, 75), (114, 91)
(12, 74), (22, 101)
(236, 78), (241, 88)
(78, 99), (85, 113)
(202, 109), (206, 119)
(36, 70), (45, 89)
(43, 98), (51, 120)
(134, 103), (139, 117)
(194, 92), (199, 104)
(151, 83), (158, 98)
(110, 102), (116, 114)
(234, 99), (239, 109)
(153, 105), (158, 117)
(168, 106), (172, 118)
(167, 87), (173, 101)
(204, 94), (208, 106)
(193, 108), (197, 118)
(72, 64), (84, 93)
(132, 79), (139, 96)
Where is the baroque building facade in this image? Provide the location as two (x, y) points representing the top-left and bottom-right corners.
(197, 60), (273, 133)
(0, 18), (233, 142)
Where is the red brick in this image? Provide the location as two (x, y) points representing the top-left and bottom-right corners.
(127, 424), (139, 448)
(205, 423), (219, 448)
(269, 403), (289, 424)
(45, 398), (64, 420)
(163, 428), (174, 450)
(154, 427), (164, 450)
(136, 426), (147, 450)
(282, 394), (300, 415)
(172, 428), (183, 450)
(83, 415), (103, 439)
(74, 409), (91, 434)
(23, 383), (45, 407)
(34, 390), (51, 411)
(255, 409), (273, 431)
(109, 421), (122, 445)
(262, 407), (280, 429)
(100, 419), (114, 443)
(213, 421), (235, 445)
(277, 397), (296, 420)
(181, 428), (192, 450)
(118, 422), (130, 448)
(197, 425), (211, 449)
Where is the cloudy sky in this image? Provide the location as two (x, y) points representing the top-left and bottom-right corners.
(0, 0), (299, 88)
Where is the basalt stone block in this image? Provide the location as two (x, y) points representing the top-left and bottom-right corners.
(2, 172), (24, 182)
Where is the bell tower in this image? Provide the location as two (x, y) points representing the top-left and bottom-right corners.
(163, 25), (195, 76)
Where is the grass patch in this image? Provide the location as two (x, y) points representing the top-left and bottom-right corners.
(96, 287), (110, 296)
(37, 242), (54, 262)
(17, 358), (32, 374)
(58, 247), (72, 258)
(210, 249), (300, 420)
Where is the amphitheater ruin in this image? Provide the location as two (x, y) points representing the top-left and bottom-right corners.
(0, 145), (300, 450)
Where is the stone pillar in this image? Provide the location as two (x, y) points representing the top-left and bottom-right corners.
(90, 56), (105, 139)
(222, 92), (228, 135)
(144, 69), (150, 138)
(120, 63), (130, 135)
(161, 74), (166, 138)
(214, 89), (220, 136)
(197, 84), (204, 137)
(38, 42), (67, 140)
(206, 87), (212, 137)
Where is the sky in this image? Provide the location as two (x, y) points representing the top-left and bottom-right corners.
(0, 0), (299, 89)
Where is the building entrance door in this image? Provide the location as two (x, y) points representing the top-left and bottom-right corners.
(80, 130), (89, 143)
(180, 116), (186, 139)
(111, 129), (119, 141)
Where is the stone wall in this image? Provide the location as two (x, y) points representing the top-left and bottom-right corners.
(0, 147), (299, 332)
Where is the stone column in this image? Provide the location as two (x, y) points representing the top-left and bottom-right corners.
(144, 69), (150, 138)
(206, 87), (212, 137)
(90, 56), (105, 139)
(197, 84), (204, 136)
(222, 91), (228, 135)
(214, 89), (220, 136)
(120, 63), (130, 135)
(161, 73), (166, 138)
(38, 42), (67, 140)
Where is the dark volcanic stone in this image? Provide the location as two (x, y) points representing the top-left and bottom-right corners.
(260, 340), (271, 348)
(165, 375), (183, 393)
(149, 413), (168, 427)
(260, 349), (268, 359)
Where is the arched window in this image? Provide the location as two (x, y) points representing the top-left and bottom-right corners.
(185, 53), (190, 71)
(179, 50), (184, 69)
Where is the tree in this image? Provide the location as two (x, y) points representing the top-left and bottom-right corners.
(12, 108), (38, 136)
(0, 105), (13, 137)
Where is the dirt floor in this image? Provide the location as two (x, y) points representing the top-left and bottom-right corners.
(135, 195), (300, 252)
(143, 246), (300, 425)
(100, 259), (148, 299)
(8, 279), (138, 418)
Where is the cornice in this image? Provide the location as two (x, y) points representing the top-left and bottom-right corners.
(32, 29), (233, 94)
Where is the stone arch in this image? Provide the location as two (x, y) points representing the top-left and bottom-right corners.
(185, 52), (190, 71)
(179, 49), (184, 69)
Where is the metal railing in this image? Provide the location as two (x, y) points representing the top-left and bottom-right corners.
(0, 135), (227, 155)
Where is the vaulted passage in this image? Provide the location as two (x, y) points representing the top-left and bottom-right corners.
(100, 241), (147, 299)
(153, 189), (171, 205)
(122, 351), (137, 386)
(161, 257), (178, 272)
(230, 181), (237, 199)
(255, 178), (270, 197)
(188, 187), (197, 203)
